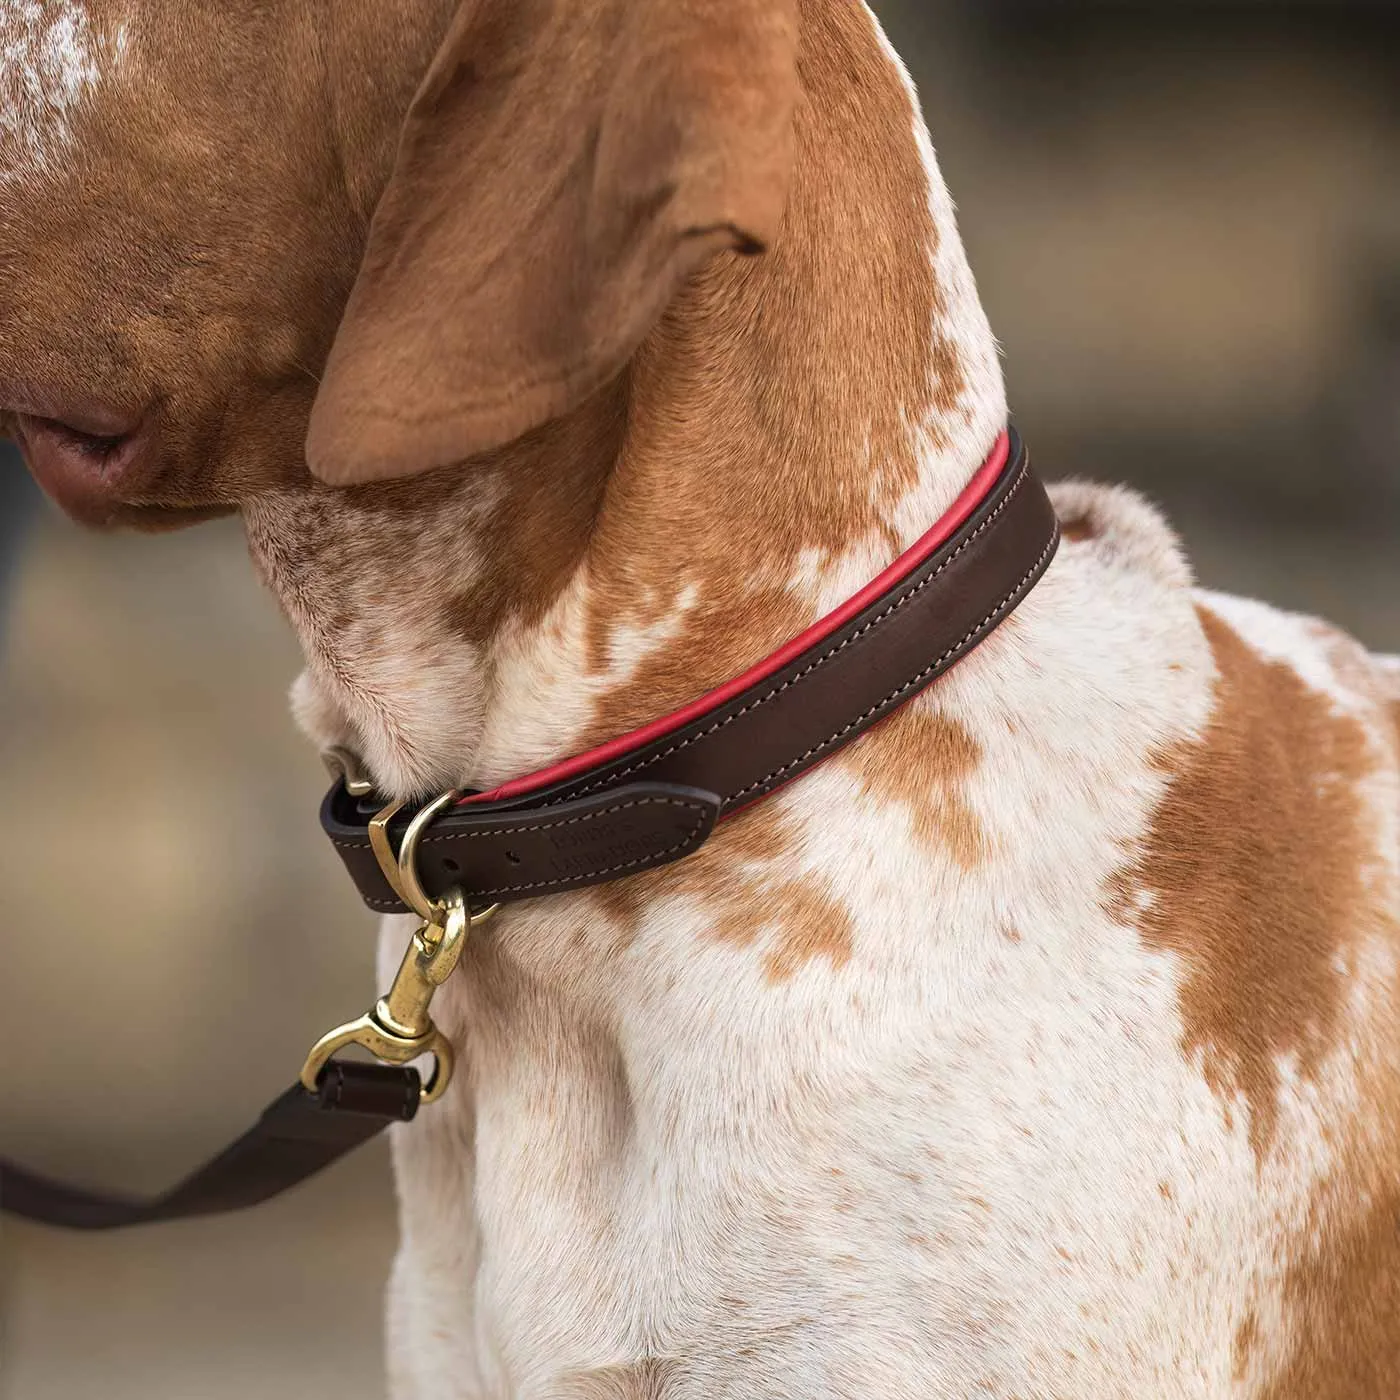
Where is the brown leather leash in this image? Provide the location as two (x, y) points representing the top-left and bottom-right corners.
(0, 428), (1059, 1229)
(0, 1064), (421, 1230)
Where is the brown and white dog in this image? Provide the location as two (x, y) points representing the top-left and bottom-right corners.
(3, 1), (1399, 1395)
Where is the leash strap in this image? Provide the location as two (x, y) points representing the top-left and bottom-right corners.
(325, 429), (1060, 914)
(0, 1063), (418, 1230)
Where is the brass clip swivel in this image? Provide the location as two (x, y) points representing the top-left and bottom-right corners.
(301, 784), (499, 1104)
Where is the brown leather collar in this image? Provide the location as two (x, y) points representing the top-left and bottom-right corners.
(324, 428), (1059, 915)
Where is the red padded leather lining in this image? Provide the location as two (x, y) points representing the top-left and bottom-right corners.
(462, 430), (1011, 808)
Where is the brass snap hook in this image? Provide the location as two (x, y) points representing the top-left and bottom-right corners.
(300, 888), (496, 1104)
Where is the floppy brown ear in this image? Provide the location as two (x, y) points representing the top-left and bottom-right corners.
(306, 0), (799, 485)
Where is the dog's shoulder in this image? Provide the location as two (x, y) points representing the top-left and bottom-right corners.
(1043, 486), (1400, 1391)
(1175, 590), (1400, 1395)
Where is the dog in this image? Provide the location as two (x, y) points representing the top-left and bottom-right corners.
(3, 1), (1398, 1395)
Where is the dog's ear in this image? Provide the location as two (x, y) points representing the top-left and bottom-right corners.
(306, 0), (799, 485)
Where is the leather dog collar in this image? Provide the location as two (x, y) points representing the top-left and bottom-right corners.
(325, 427), (1059, 915)
(0, 426), (1058, 1231)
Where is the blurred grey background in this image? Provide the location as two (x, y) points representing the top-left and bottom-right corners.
(2, 3), (1397, 1396)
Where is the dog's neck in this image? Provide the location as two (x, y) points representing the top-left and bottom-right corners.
(245, 2), (1006, 802)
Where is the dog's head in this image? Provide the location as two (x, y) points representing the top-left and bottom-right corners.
(0, 0), (798, 527)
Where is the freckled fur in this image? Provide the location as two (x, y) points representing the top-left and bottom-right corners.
(0, 0), (110, 182)
(4, 0), (1398, 1395)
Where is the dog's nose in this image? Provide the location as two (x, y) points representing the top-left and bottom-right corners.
(9, 402), (150, 525)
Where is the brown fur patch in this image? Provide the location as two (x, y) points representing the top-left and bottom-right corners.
(580, 586), (812, 739)
(1107, 605), (1377, 1161)
(1264, 905), (1400, 1395)
(1262, 1169), (1400, 1398)
(595, 806), (854, 982)
(840, 705), (988, 868)
(433, 380), (627, 646)
(1233, 1308), (1259, 1379)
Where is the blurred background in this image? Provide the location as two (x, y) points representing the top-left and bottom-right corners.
(2, 2), (1397, 1395)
